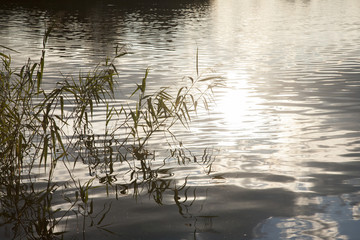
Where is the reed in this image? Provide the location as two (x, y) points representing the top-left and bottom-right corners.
(0, 26), (219, 239)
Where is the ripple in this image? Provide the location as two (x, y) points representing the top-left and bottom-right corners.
(1, 0), (360, 238)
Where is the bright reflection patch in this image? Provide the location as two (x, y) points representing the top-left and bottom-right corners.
(216, 71), (253, 127)
(218, 88), (249, 126)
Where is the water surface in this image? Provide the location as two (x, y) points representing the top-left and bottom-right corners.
(1, 0), (360, 239)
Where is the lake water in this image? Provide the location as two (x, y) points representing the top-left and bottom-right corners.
(1, 0), (360, 239)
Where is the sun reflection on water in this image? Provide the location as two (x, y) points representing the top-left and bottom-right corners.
(215, 71), (261, 129)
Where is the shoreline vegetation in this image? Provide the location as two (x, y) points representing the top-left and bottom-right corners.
(0, 27), (220, 239)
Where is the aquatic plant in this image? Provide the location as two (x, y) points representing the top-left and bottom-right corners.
(0, 27), (219, 239)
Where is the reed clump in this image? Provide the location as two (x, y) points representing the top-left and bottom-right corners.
(0, 27), (219, 239)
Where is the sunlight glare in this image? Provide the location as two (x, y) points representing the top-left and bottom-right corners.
(217, 71), (253, 127)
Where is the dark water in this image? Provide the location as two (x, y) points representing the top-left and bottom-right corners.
(1, 0), (360, 239)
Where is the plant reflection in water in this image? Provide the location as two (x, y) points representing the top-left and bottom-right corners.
(75, 129), (217, 238)
(0, 26), (220, 239)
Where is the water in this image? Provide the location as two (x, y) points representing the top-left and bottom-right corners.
(1, 0), (360, 239)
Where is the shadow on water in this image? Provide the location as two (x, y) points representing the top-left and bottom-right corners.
(0, 0), (211, 11)
(0, 0), (212, 84)
(305, 160), (360, 196)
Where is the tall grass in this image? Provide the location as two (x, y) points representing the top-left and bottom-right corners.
(0, 27), (219, 239)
